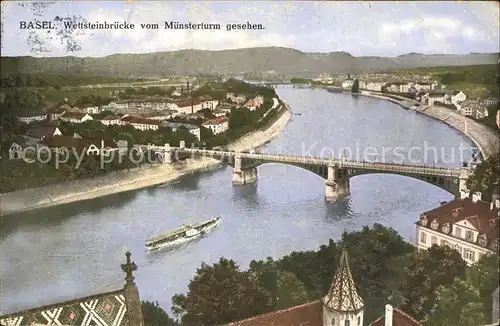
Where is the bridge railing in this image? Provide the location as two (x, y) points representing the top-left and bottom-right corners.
(144, 146), (462, 176)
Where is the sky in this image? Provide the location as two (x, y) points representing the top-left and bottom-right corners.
(1, 1), (499, 58)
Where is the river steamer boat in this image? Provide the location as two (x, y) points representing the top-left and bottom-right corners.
(145, 216), (222, 251)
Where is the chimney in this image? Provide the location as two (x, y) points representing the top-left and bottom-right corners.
(472, 191), (482, 203)
(492, 193), (500, 210)
(385, 304), (393, 326)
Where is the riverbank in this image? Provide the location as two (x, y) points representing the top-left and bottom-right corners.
(0, 104), (292, 217)
(359, 91), (499, 159)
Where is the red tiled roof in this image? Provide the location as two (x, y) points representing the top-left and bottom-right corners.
(24, 126), (59, 139)
(202, 116), (228, 126)
(61, 111), (89, 120)
(128, 117), (161, 126)
(226, 300), (323, 326)
(173, 99), (201, 108)
(370, 307), (421, 326)
(419, 197), (500, 248)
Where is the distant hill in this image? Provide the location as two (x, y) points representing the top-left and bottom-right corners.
(1, 47), (499, 77)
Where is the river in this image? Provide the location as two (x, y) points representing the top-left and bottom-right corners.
(0, 86), (476, 315)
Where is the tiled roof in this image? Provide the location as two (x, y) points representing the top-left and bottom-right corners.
(202, 116), (228, 126)
(323, 251), (364, 312)
(101, 115), (120, 120)
(226, 300), (323, 326)
(0, 289), (129, 326)
(419, 197), (500, 248)
(24, 126), (59, 139)
(173, 99), (201, 108)
(370, 306), (421, 326)
(128, 117), (161, 126)
(61, 111), (88, 120)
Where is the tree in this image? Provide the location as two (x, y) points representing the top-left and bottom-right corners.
(467, 253), (500, 319)
(172, 258), (272, 326)
(340, 224), (414, 322)
(142, 301), (178, 326)
(275, 270), (310, 310)
(424, 277), (487, 326)
(466, 155), (500, 199)
(351, 79), (360, 93)
(398, 245), (467, 321)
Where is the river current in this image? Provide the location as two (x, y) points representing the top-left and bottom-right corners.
(0, 86), (475, 314)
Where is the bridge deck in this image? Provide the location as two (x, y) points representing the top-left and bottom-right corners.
(137, 146), (462, 177)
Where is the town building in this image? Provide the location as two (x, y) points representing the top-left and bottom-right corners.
(122, 116), (161, 131)
(170, 99), (203, 114)
(226, 93), (247, 105)
(60, 111), (93, 124)
(100, 115), (123, 126)
(421, 92), (448, 106)
(363, 81), (387, 92)
(416, 192), (500, 265)
(46, 107), (66, 120)
(83, 106), (100, 114)
(23, 126), (62, 143)
(144, 109), (178, 121)
(163, 122), (201, 140)
(254, 95), (264, 107)
(0, 252), (145, 326)
(457, 99), (489, 119)
(496, 110), (500, 129)
(484, 97), (499, 106)
(386, 81), (410, 93)
(243, 99), (257, 111)
(202, 116), (229, 135)
(227, 251), (419, 326)
(449, 90), (467, 105)
(413, 81), (437, 91)
(17, 109), (47, 123)
(341, 79), (354, 90)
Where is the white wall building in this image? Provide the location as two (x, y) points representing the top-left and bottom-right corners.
(170, 100), (203, 114)
(100, 115), (122, 126)
(17, 111), (47, 123)
(450, 91), (467, 105)
(202, 117), (229, 135)
(60, 112), (93, 124)
(416, 192), (500, 265)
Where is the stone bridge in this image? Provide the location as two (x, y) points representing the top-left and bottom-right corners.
(135, 143), (470, 201)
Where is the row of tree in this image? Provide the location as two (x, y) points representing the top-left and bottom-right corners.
(159, 224), (498, 325)
(0, 73), (144, 88)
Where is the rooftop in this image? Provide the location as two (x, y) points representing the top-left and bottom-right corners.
(24, 126), (59, 139)
(61, 111), (89, 120)
(370, 305), (421, 326)
(202, 116), (228, 125)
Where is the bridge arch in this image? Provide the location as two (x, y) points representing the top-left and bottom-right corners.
(348, 171), (460, 196)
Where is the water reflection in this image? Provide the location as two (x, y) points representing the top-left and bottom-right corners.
(0, 191), (137, 239)
(324, 198), (353, 220)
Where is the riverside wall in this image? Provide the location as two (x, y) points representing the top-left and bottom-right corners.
(360, 91), (499, 159)
(0, 104), (292, 217)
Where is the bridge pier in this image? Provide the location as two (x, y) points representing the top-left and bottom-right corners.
(232, 155), (258, 185)
(163, 143), (172, 164)
(325, 164), (350, 201)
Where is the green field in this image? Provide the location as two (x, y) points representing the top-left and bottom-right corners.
(388, 64), (499, 98)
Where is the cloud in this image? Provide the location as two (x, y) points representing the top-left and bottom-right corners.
(0, 1), (498, 57)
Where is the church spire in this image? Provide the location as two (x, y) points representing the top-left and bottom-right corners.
(322, 250), (364, 312)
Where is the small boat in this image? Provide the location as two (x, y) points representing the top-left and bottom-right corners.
(145, 216), (222, 251)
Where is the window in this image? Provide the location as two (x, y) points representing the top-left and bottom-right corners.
(420, 232), (427, 244)
(465, 230), (473, 241)
(454, 244), (462, 255)
(464, 248), (475, 261)
(431, 236), (437, 245)
(455, 226), (462, 238)
(345, 320), (350, 326)
(358, 316), (361, 325)
(332, 317), (335, 325)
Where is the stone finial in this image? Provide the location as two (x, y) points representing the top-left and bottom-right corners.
(121, 251), (137, 285)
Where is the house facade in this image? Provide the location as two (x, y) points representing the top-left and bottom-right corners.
(124, 117), (161, 131)
(416, 192), (500, 265)
(60, 112), (94, 124)
(421, 92), (448, 106)
(386, 82), (410, 93)
(202, 116), (229, 135)
(47, 107), (66, 120)
(226, 93), (247, 105)
(164, 122), (201, 140)
(341, 79), (354, 90)
(243, 99), (257, 111)
(100, 115), (123, 126)
(83, 106), (100, 114)
(170, 100), (203, 114)
(17, 110), (47, 123)
(449, 90), (467, 105)
(413, 81), (437, 91)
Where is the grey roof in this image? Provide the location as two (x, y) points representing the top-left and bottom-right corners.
(163, 122), (199, 130)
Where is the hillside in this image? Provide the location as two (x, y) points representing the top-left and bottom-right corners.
(1, 47), (499, 77)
